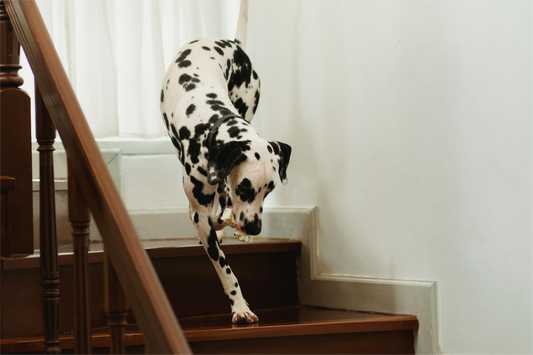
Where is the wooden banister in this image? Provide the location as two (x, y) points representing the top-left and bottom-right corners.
(4, 1), (191, 353)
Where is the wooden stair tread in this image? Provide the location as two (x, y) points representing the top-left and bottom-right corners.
(180, 306), (419, 342)
(0, 306), (418, 353)
(1, 237), (301, 270)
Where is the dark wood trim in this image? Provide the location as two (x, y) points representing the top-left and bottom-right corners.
(1, 238), (302, 271)
(68, 161), (93, 354)
(104, 252), (129, 354)
(0, 0), (33, 256)
(4, 1), (191, 353)
(1, 176), (15, 258)
(36, 83), (60, 354)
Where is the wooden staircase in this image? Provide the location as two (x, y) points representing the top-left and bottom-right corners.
(1, 238), (418, 354)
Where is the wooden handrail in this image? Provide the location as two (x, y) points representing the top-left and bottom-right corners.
(4, 1), (191, 353)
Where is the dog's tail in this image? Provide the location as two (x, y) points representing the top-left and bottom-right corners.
(234, 0), (248, 50)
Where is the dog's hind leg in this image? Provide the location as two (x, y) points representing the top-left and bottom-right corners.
(188, 202), (258, 323)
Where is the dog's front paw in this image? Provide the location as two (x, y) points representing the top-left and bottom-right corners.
(235, 229), (252, 242)
(232, 309), (259, 324)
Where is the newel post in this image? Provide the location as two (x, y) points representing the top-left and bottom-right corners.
(0, 0), (33, 256)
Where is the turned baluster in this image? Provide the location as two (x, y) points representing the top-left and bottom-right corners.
(0, 176), (15, 258)
(68, 161), (93, 354)
(105, 252), (130, 354)
(35, 85), (60, 354)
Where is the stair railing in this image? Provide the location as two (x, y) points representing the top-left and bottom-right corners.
(2, 0), (191, 353)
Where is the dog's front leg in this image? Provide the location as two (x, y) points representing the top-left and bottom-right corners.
(189, 204), (259, 324)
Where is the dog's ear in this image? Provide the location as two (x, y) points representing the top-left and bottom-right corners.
(269, 141), (292, 185)
(208, 142), (248, 185)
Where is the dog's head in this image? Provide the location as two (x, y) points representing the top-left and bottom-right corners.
(208, 140), (291, 235)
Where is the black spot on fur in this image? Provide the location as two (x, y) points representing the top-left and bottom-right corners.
(226, 268), (232, 274)
(190, 176), (215, 206)
(271, 142), (280, 155)
(207, 99), (226, 106)
(229, 298), (234, 306)
(194, 212), (199, 223)
(163, 113), (170, 130)
(202, 46), (211, 51)
(160, 90), (164, 102)
(219, 257), (227, 268)
(186, 104), (196, 116)
(236, 178), (256, 203)
(219, 195), (226, 211)
(231, 290), (237, 296)
(170, 123), (179, 139)
(225, 59), (231, 81)
(235, 282), (239, 288)
(215, 40), (232, 48)
(267, 145), (273, 153)
(214, 47), (224, 55)
(197, 166), (208, 176)
(233, 98), (249, 117)
(179, 126), (191, 140)
(175, 49), (192, 63)
(170, 136), (180, 151)
(228, 126), (247, 138)
(185, 163), (191, 175)
(240, 212), (244, 221)
(207, 93), (217, 99)
(207, 227), (219, 261)
(253, 90), (260, 114)
(179, 73), (200, 92)
(188, 139), (202, 164)
(194, 123), (210, 137)
(209, 114), (219, 123)
(178, 60), (191, 68)
(228, 46), (253, 92)
(255, 153), (260, 160)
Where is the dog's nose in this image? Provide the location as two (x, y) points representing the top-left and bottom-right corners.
(244, 221), (262, 236)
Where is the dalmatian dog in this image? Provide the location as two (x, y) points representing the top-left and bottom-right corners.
(159, 0), (291, 324)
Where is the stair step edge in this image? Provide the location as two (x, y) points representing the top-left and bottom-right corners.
(0, 314), (418, 353)
(1, 237), (302, 270)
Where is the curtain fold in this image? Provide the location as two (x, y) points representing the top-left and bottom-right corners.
(22, 0), (240, 139)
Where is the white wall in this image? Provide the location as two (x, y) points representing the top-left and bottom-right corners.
(242, 1), (531, 354)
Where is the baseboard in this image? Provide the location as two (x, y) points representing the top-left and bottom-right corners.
(274, 206), (441, 355)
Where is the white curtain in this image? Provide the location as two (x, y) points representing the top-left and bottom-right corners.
(21, 0), (240, 138)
